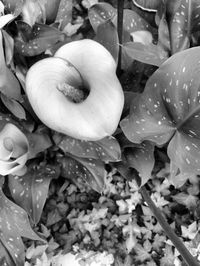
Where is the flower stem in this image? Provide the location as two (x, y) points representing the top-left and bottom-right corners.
(117, 0), (124, 74)
(140, 186), (200, 266)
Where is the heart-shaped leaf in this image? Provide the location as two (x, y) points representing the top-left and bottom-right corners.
(54, 134), (121, 162)
(15, 22), (64, 56)
(59, 155), (106, 193)
(121, 47), (200, 177)
(8, 163), (60, 224)
(0, 186), (42, 265)
(94, 20), (119, 62)
(55, 0), (72, 30)
(123, 41), (167, 66)
(88, 3), (117, 33)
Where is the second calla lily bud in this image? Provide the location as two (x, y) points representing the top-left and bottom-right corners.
(25, 39), (124, 141)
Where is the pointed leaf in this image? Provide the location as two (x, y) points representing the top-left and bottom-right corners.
(54, 134), (121, 162)
(0, 31), (21, 100)
(125, 141), (155, 186)
(94, 20), (119, 62)
(59, 155), (106, 193)
(121, 47), (200, 176)
(167, 0), (190, 54)
(0, 187), (42, 265)
(2, 30), (14, 66)
(1, 94), (26, 120)
(123, 41), (167, 66)
(8, 163), (60, 224)
(0, 240), (14, 266)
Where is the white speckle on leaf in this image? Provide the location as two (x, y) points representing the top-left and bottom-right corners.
(185, 158), (191, 164)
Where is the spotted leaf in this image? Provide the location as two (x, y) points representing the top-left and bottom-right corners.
(15, 22), (64, 56)
(0, 186), (42, 266)
(54, 134), (121, 162)
(121, 47), (200, 177)
(165, 0), (200, 54)
(112, 9), (156, 36)
(55, 0), (72, 30)
(123, 41), (167, 66)
(191, 0), (200, 32)
(166, 0), (190, 54)
(124, 141), (155, 186)
(88, 2), (117, 33)
(0, 240), (14, 266)
(8, 163), (60, 224)
(59, 155), (106, 193)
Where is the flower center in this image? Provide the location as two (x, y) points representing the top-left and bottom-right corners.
(57, 83), (89, 103)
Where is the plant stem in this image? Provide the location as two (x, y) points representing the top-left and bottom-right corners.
(117, 0), (124, 74)
(140, 186), (200, 266)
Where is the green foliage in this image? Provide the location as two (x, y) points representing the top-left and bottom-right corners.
(8, 163), (60, 224)
(1, 0), (200, 265)
(0, 178), (43, 266)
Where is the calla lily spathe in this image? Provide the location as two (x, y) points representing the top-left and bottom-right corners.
(25, 39), (124, 141)
(0, 123), (29, 176)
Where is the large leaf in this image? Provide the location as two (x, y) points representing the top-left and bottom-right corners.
(58, 155), (106, 193)
(54, 134), (121, 162)
(0, 184), (42, 266)
(121, 47), (200, 177)
(123, 41), (167, 66)
(8, 163), (60, 224)
(89, 3), (156, 37)
(112, 9), (156, 36)
(94, 20), (119, 63)
(15, 22), (64, 56)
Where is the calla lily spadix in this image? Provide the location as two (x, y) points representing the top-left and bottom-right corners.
(25, 39), (124, 141)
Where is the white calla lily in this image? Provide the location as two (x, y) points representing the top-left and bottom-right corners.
(25, 39), (124, 141)
(0, 123), (29, 176)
